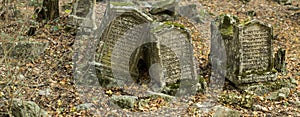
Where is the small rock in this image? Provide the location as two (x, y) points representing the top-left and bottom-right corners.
(75, 103), (94, 111)
(147, 91), (175, 102)
(177, 4), (206, 23)
(110, 95), (138, 109)
(278, 92), (287, 99)
(266, 92), (278, 100)
(245, 84), (271, 96)
(194, 101), (216, 113)
(290, 77), (297, 85)
(240, 0), (251, 3)
(275, 0), (292, 5)
(278, 87), (290, 97)
(213, 105), (241, 117)
(12, 99), (48, 117)
(266, 87), (290, 100)
(289, 100), (300, 107)
(253, 104), (268, 112)
(18, 74), (25, 80)
(287, 6), (300, 11)
(38, 88), (51, 96)
(150, 0), (177, 15)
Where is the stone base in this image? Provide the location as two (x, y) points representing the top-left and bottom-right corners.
(237, 72), (277, 84)
(227, 72), (278, 86)
(236, 77), (296, 96)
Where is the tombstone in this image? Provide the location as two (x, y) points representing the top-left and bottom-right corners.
(150, 23), (198, 95)
(95, 5), (153, 88)
(95, 3), (198, 96)
(217, 15), (277, 85)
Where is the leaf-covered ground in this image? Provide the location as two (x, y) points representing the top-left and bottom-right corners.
(0, 0), (299, 116)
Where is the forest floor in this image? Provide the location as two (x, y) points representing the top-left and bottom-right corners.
(0, 0), (299, 116)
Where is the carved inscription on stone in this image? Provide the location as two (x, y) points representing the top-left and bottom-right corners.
(218, 17), (277, 85)
(153, 26), (196, 84)
(239, 23), (272, 73)
(95, 6), (153, 87)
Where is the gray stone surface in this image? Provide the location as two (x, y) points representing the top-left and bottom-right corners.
(213, 105), (241, 117)
(147, 91), (175, 102)
(150, 0), (177, 15)
(177, 4), (205, 23)
(216, 15), (277, 85)
(266, 87), (290, 100)
(12, 99), (48, 117)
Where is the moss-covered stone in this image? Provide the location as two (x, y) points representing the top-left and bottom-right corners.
(216, 14), (239, 36)
(218, 92), (254, 108)
(220, 25), (234, 36)
(110, 95), (138, 109)
(12, 99), (48, 117)
(164, 21), (185, 29)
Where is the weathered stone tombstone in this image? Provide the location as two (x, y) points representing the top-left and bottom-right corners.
(216, 15), (277, 86)
(150, 23), (198, 95)
(95, 5), (153, 88)
(94, 3), (198, 96)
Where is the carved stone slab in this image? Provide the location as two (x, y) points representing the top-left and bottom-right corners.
(151, 24), (197, 95)
(95, 5), (152, 88)
(152, 24), (196, 81)
(226, 20), (277, 85)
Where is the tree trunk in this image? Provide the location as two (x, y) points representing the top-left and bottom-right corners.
(44, 0), (59, 20)
(37, 0), (59, 22)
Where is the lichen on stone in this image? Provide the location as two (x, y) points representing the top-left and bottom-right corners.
(163, 21), (185, 29)
(216, 14), (239, 36)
